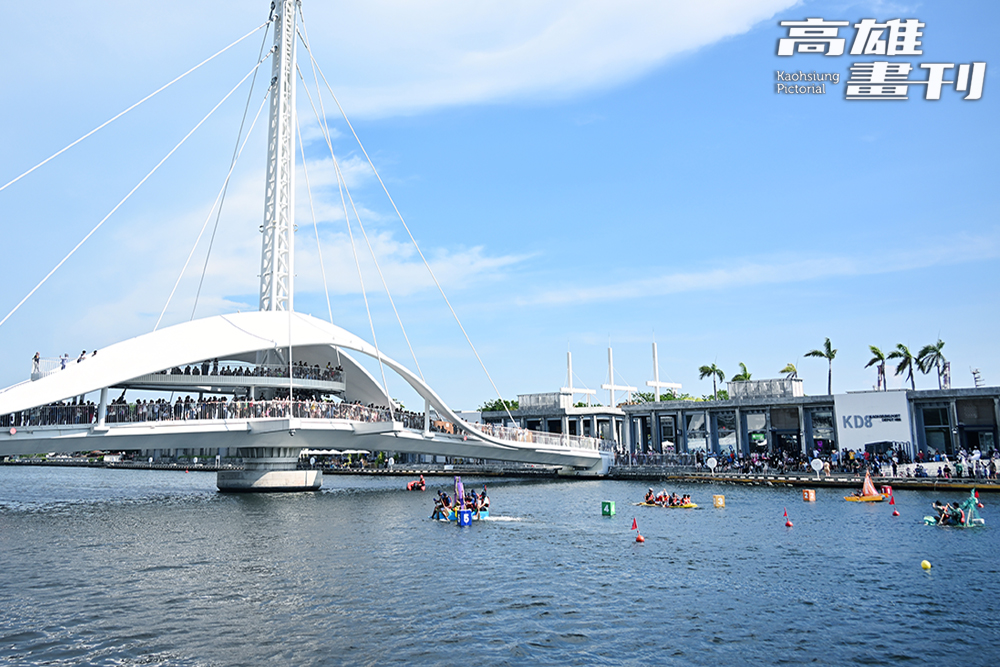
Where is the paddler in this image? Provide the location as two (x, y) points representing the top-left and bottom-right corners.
(644, 488), (655, 504)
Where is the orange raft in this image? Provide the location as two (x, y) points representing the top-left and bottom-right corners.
(844, 472), (885, 502)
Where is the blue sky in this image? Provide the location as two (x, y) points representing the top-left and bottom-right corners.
(1, 0), (996, 410)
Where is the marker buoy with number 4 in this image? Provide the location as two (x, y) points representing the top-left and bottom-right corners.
(632, 517), (645, 543)
(890, 494), (899, 516)
(784, 507), (793, 528)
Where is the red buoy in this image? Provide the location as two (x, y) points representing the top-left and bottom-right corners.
(893, 510), (900, 516)
(636, 533), (645, 543)
(785, 520), (793, 527)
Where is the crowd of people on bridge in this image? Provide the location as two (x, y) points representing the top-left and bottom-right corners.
(155, 359), (345, 383)
(1, 395), (465, 437)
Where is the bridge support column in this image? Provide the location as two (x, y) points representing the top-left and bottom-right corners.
(97, 388), (108, 427)
(217, 446), (321, 492)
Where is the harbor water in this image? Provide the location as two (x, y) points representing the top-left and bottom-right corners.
(2, 465), (999, 666)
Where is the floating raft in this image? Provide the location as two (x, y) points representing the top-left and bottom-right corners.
(430, 508), (490, 521)
(844, 472), (884, 502)
(634, 502), (699, 509)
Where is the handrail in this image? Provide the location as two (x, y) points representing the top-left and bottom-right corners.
(1, 399), (613, 453)
(471, 421), (615, 452)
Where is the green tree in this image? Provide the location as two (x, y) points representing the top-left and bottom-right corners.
(731, 362), (752, 382)
(917, 338), (947, 389)
(887, 343), (917, 390)
(780, 363), (798, 379)
(805, 337), (837, 395)
(479, 398), (519, 412)
(698, 363), (725, 401)
(630, 391), (657, 404)
(865, 345), (887, 391)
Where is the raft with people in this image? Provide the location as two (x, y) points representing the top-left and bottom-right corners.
(430, 476), (490, 521)
(636, 488), (698, 508)
(924, 490), (985, 527)
(844, 471), (885, 502)
(406, 475), (426, 491)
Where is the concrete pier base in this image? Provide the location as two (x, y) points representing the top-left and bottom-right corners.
(217, 468), (322, 492)
(217, 446), (322, 492)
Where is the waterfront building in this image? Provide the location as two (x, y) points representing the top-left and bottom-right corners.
(481, 378), (1000, 462)
(480, 391), (627, 444)
(622, 380), (999, 461)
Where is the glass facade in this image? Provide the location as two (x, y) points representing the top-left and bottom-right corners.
(746, 412), (767, 452)
(809, 409), (836, 453)
(660, 416), (676, 453)
(716, 411), (737, 452)
(922, 406), (952, 456)
(686, 412), (708, 451)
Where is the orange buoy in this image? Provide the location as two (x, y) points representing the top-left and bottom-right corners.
(636, 533), (645, 543)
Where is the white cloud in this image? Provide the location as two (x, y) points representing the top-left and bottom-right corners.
(297, 0), (801, 117)
(522, 232), (1000, 305)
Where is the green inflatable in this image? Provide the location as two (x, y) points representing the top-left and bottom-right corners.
(924, 489), (986, 527)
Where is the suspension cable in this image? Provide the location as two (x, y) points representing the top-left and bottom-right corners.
(154, 68), (274, 331)
(0, 21), (272, 195)
(298, 40), (515, 425)
(294, 117), (334, 324)
(333, 149), (394, 419)
(1, 56), (273, 333)
(190, 21), (274, 321)
(295, 61), (425, 382)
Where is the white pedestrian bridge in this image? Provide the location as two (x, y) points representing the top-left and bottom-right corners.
(0, 311), (613, 477)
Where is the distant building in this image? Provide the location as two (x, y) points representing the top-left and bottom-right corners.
(623, 381), (999, 460)
(483, 379), (999, 460)
(480, 391), (626, 444)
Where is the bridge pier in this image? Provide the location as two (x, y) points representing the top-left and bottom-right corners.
(216, 446), (321, 492)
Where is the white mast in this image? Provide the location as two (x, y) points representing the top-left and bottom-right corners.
(645, 342), (682, 401)
(259, 0), (297, 312)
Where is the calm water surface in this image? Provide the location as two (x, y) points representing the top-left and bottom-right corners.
(1, 466), (998, 666)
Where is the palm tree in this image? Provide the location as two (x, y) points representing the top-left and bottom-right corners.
(731, 362), (752, 382)
(698, 363), (725, 401)
(865, 345), (887, 391)
(887, 343), (917, 390)
(917, 339), (947, 389)
(780, 363), (798, 379)
(805, 337), (837, 395)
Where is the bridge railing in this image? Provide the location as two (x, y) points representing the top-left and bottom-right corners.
(471, 421), (615, 452)
(2, 400), (614, 453)
(1, 400), (398, 428)
(149, 363), (345, 383)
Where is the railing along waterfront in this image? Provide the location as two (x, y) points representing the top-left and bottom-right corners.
(474, 421), (615, 452)
(3, 400), (614, 453)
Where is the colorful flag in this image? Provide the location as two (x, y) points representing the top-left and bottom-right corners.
(631, 518), (637, 531)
